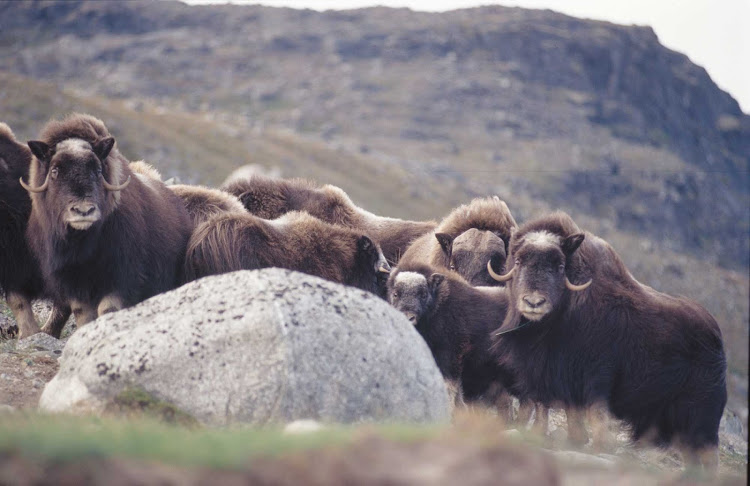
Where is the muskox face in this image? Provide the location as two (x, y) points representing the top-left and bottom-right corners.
(356, 235), (391, 297)
(387, 271), (444, 324)
(437, 228), (507, 286)
(25, 137), (124, 231)
(495, 231), (585, 322)
(0, 126), (31, 200)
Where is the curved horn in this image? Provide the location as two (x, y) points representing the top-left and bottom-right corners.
(565, 276), (592, 292)
(102, 174), (131, 192)
(19, 172), (50, 193)
(487, 260), (514, 282)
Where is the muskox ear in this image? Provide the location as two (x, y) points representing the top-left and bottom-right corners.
(428, 273), (445, 294)
(357, 235), (377, 256)
(435, 233), (454, 258)
(93, 137), (115, 161)
(561, 233), (585, 256)
(27, 141), (52, 162)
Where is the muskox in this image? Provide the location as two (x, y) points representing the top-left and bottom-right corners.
(489, 211), (727, 469)
(0, 123), (71, 338)
(23, 114), (192, 325)
(169, 184), (246, 226)
(387, 263), (513, 408)
(184, 211), (391, 297)
(398, 196), (517, 286)
(221, 174), (436, 264)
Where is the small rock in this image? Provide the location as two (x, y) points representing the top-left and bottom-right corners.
(502, 429), (522, 439)
(0, 404), (15, 414)
(552, 450), (616, 468)
(16, 333), (64, 353)
(284, 419), (324, 434)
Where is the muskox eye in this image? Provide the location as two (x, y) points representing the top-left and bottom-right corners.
(449, 262), (456, 270)
(50, 167), (58, 179)
(558, 264), (565, 273)
(514, 258), (520, 266)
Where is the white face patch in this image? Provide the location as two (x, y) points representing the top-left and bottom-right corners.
(394, 272), (428, 292)
(56, 138), (92, 158)
(523, 231), (561, 249)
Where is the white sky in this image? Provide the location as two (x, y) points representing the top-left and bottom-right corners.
(185, 1), (749, 113)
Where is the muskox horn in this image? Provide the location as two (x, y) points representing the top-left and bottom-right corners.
(102, 174), (131, 192)
(19, 172), (50, 193)
(565, 276), (592, 291)
(487, 260), (514, 282)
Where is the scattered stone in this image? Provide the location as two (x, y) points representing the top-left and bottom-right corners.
(40, 269), (451, 426)
(502, 429), (522, 440)
(0, 404), (15, 414)
(16, 333), (65, 354)
(284, 419), (324, 435)
(551, 450), (616, 468)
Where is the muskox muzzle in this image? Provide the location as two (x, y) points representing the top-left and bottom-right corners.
(66, 200), (102, 230)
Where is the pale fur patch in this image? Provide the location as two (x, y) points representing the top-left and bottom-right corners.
(394, 271), (428, 291)
(523, 231), (561, 249)
(129, 160), (162, 181)
(56, 138), (92, 157)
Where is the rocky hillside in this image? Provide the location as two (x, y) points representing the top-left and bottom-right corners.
(0, 1), (747, 413)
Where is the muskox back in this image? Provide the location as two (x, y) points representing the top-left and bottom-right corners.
(398, 196), (517, 286)
(24, 113), (192, 325)
(221, 174), (436, 264)
(184, 211), (390, 297)
(491, 211), (726, 469)
(169, 184), (246, 227)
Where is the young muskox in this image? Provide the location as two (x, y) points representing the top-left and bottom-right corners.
(23, 114), (192, 325)
(489, 211), (727, 469)
(0, 123), (71, 338)
(221, 174), (436, 264)
(387, 263), (510, 407)
(184, 211), (391, 297)
(398, 196), (517, 286)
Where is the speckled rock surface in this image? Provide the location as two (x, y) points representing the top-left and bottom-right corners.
(39, 269), (450, 425)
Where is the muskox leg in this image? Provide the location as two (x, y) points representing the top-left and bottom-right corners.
(566, 407), (590, 446)
(587, 402), (617, 451)
(516, 399), (535, 429)
(6, 292), (40, 339)
(445, 379), (465, 411)
(40, 304), (72, 339)
(493, 388), (515, 424)
(97, 294), (124, 317)
(680, 444), (719, 473)
(71, 300), (97, 326)
(529, 403), (549, 437)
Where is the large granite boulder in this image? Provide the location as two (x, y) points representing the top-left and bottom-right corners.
(39, 269), (450, 425)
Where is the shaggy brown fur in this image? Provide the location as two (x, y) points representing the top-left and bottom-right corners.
(221, 174), (436, 264)
(24, 114), (192, 326)
(184, 211), (391, 297)
(397, 197), (517, 285)
(169, 184), (246, 226)
(0, 123), (71, 338)
(492, 211), (727, 470)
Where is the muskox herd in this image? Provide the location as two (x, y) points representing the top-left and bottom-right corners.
(0, 114), (727, 470)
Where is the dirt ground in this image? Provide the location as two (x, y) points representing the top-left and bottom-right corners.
(0, 352), (58, 410)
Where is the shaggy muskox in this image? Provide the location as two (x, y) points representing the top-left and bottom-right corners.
(184, 211), (391, 297)
(169, 184), (246, 226)
(397, 196), (517, 286)
(23, 114), (192, 325)
(0, 123), (71, 338)
(387, 263), (511, 407)
(489, 211), (727, 469)
(221, 174), (436, 264)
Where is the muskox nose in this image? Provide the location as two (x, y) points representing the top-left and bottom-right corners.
(522, 295), (547, 308)
(70, 202), (97, 217)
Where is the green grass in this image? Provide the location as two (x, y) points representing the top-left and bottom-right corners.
(0, 413), (441, 469)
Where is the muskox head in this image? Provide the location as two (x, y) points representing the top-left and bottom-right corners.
(489, 230), (591, 322)
(0, 124), (31, 205)
(22, 137), (130, 231)
(356, 235), (391, 297)
(436, 228), (507, 286)
(387, 270), (444, 324)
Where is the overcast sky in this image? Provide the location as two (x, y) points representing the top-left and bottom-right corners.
(184, 0), (749, 113)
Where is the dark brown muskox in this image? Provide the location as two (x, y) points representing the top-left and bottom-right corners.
(397, 196), (517, 286)
(23, 114), (192, 325)
(221, 174), (436, 264)
(0, 123), (71, 338)
(489, 211), (727, 469)
(387, 262), (512, 409)
(184, 211), (391, 297)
